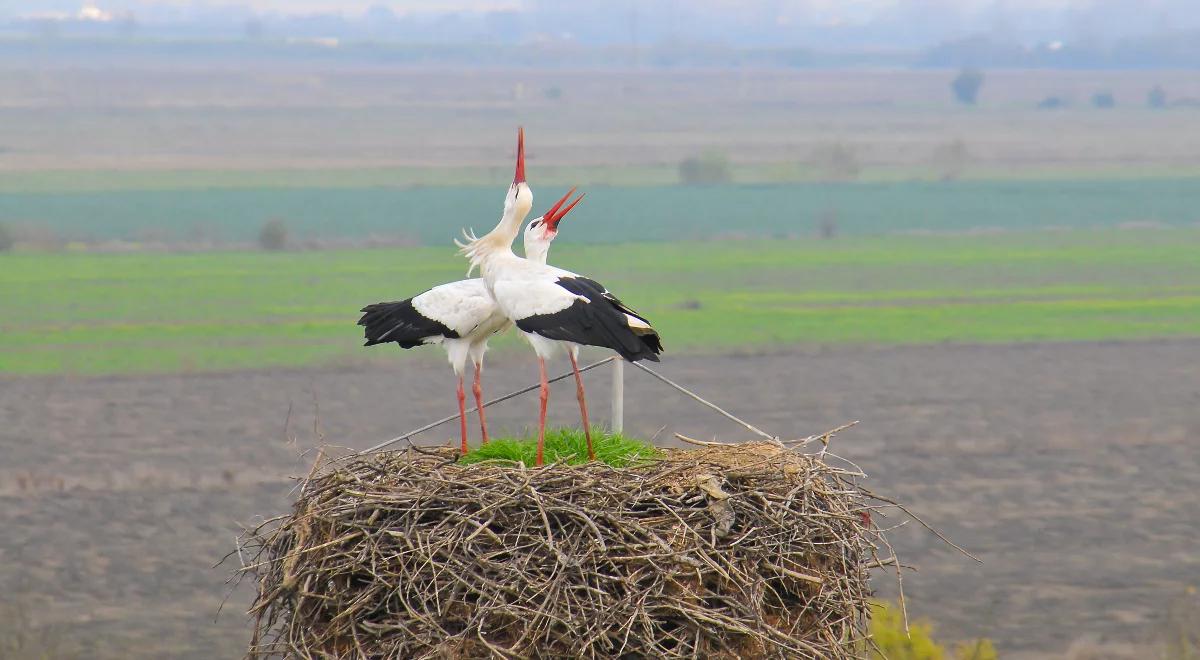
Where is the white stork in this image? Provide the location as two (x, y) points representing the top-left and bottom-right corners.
(358, 145), (583, 453)
(458, 167), (662, 466)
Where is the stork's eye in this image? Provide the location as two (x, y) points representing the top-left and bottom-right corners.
(530, 219), (541, 228)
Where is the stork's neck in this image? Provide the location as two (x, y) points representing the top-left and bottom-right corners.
(492, 182), (533, 247)
(524, 239), (551, 265)
(479, 245), (517, 270)
(458, 182), (532, 273)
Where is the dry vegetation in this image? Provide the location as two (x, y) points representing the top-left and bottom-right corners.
(2, 69), (1200, 178)
(238, 442), (894, 659)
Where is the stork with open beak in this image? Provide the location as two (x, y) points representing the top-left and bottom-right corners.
(358, 130), (584, 454)
(458, 135), (662, 466)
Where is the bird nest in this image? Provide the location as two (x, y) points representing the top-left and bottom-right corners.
(236, 441), (898, 659)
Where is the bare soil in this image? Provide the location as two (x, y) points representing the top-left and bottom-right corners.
(1, 340), (1198, 658)
(5, 68), (1200, 175)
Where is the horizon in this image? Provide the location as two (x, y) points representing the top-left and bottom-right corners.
(2, 0), (1199, 52)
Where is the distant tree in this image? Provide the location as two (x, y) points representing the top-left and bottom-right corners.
(812, 142), (860, 181)
(1148, 85), (1168, 109)
(678, 151), (731, 185)
(258, 218), (288, 251)
(0, 223), (13, 252)
(951, 68), (985, 105)
(817, 209), (838, 239)
(543, 85), (563, 100)
(1092, 91), (1116, 109)
(1037, 95), (1066, 110)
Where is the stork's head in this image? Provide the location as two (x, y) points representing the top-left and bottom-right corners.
(523, 186), (584, 264)
(505, 126), (533, 222)
(457, 127), (536, 271)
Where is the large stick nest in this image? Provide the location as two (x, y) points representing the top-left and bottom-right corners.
(237, 442), (895, 659)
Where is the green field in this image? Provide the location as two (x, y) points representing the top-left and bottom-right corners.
(2, 228), (1197, 375)
(4, 179), (1200, 246)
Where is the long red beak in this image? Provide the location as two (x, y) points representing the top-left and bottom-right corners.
(513, 126), (525, 185)
(543, 187), (584, 231)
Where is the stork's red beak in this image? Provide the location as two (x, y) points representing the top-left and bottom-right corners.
(542, 187), (584, 231)
(513, 126), (526, 185)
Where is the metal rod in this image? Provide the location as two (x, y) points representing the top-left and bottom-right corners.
(628, 361), (780, 443)
(357, 356), (618, 455)
(611, 358), (625, 434)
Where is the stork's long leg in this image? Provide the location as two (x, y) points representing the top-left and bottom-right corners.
(472, 361), (490, 444)
(568, 350), (596, 461)
(536, 357), (549, 466)
(456, 374), (468, 455)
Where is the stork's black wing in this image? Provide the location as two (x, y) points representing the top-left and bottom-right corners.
(358, 298), (458, 348)
(515, 276), (663, 362)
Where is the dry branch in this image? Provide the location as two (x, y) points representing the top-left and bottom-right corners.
(237, 442), (898, 659)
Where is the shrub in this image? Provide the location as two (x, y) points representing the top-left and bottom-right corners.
(678, 150), (731, 185)
(1149, 85), (1168, 109)
(258, 218), (288, 251)
(1037, 95), (1066, 110)
(868, 601), (998, 660)
(0, 223), (13, 252)
(817, 208), (839, 239)
(1161, 587), (1200, 660)
(956, 638), (999, 660)
(951, 68), (985, 105)
(869, 602), (945, 659)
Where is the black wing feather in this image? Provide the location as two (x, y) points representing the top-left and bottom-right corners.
(515, 277), (663, 362)
(358, 298), (458, 349)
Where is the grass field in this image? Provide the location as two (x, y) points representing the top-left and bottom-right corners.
(2, 228), (1197, 375)
(4, 178), (1200, 246)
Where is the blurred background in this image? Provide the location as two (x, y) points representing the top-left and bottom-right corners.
(1, 1), (1198, 658)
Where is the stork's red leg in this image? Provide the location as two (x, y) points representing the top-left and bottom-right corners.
(456, 374), (468, 455)
(536, 357), (549, 466)
(472, 362), (489, 444)
(568, 351), (596, 461)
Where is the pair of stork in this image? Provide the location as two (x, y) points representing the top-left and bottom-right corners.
(358, 128), (663, 466)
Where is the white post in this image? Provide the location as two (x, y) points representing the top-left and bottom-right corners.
(611, 358), (624, 434)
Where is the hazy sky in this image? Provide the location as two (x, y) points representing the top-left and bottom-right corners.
(1, 0), (1096, 17)
(6, 0), (1198, 48)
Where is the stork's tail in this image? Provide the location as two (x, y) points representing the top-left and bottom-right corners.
(358, 300), (444, 349)
(621, 315), (664, 362)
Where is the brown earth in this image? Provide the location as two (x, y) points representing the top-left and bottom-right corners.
(5, 68), (1200, 175)
(1, 340), (1198, 658)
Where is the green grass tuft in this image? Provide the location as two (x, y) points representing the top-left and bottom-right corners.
(458, 427), (659, 467)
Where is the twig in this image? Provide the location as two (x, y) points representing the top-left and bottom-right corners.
(674, 433), (732, 447)
(628, 361), (781, 444)
(874, 493), (983, 563)
(783, 421), (860, 448)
